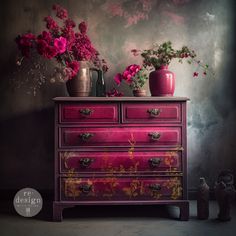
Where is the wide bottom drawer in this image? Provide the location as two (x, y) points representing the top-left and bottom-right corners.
(60, 151), (182, 173)
(61, 177), (182, 201)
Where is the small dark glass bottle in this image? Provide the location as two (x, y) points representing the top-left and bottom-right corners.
(96, 70), (106, 97)
(197, 177), (209, 220)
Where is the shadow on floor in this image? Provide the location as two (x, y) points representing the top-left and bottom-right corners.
(0, 200), (180, 221)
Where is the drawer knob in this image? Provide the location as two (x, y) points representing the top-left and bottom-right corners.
(79, 184), (92, 194)
(80, 133), (94, 142)
(79, 108), (94, 116)
(147, 108), (161, 117)
(79, 158), (94, 168)
(148, 158), (161, 168)
(148, 132), (161, 141)
(149, 184), (162, 192)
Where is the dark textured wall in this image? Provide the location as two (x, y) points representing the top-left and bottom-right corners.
(0, 0), (235, 192)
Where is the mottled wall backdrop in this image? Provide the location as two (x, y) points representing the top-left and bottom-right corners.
(0, 0), (235, 193)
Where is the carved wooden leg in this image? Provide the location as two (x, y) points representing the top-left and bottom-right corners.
(53, 202), (63, 222)
(179, 202), (189, 221)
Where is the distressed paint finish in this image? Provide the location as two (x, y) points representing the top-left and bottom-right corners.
(61, 177), (183, 201)
(60, 151), (181, 173)
(53, 97), (189, 221)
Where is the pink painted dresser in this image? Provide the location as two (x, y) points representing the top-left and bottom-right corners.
(53, 97), (189, 221)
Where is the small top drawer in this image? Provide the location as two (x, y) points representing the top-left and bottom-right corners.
(122, 102), (181, 123)
(60, 103), (119, 123)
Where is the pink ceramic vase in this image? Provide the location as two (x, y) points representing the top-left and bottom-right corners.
(149, 65), (175, 96)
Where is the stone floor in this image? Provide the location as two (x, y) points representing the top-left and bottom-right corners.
(1, 201), (236, 236)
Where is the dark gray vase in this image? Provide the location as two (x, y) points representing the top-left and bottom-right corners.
(214, 170), (236, 221)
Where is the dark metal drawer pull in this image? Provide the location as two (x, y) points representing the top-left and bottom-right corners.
(79, 108), (94, 116)
(79, 158), (94, 168)
(79, 184), (92, 194)
(148, 158), (161, 168)
(148, 132), (161, 141)
(149, 184), (162, 192)
(147, 108), (161, 117)
(80, 133), (94, 141)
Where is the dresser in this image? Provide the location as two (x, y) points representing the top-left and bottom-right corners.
(53, 97), (189, 221)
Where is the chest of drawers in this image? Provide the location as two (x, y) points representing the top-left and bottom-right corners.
(53, 97), (189, 221)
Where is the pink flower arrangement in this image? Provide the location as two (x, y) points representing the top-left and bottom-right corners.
(131, 41), (213, 78)
(15, 4), (107, 80)
(114, 64), (148, 90)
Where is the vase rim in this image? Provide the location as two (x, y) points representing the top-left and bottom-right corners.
(156, 65), (168, 70)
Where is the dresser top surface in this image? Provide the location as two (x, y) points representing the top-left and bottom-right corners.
(53, 96), (189, 102)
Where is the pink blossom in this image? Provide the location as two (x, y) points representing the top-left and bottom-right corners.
(107, 88), (124, 97)
(15, 4), (108, 77)
(65, 19), (76, 28)
(15, 33), (36, 57)
(78, 21), (87, 34)
(114, 73), (123, 85)
(193, 72), (199, 77)
(65, 61), (80, 78)
(126, 74), (132, 84)
(38, 31), (52, 44)
(37, 39), (57, 59)
(54, 37), (67, 54)
(53, 4), (68, 19)
(44, 16), (59, 32)
(123, 64), (141, 81)
(37, 39), (48, 55)
(122, 70), (130, 78)
(44, 45), (57, 59)
(15, 33), (36, 48)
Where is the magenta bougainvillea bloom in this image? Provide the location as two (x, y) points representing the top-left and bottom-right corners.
(44, 16), (59, 32)
(114, 73), (123, 85)
(54, 36), (67, 54)
(44, 45), (58, 59)
(106, 88), (124, 97)
(38, 31), (52, 44)
(122, 64), (141, 84)
(65, 61), (80, 78)
(78, 21), (87, 34)
(65, 19), (76, 29)
(15, 4), (107, 80)
(53, 4), (68, 19)
(15, 33), (36, 57)
(114, 64), (148, 90)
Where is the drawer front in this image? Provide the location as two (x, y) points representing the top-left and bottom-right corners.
(60, 127), (181, 147)
(61, 177), (183, 201)
(122, 102), (181, 123)
(60, 103), (119, 123)
(60, 151), (181, 173)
